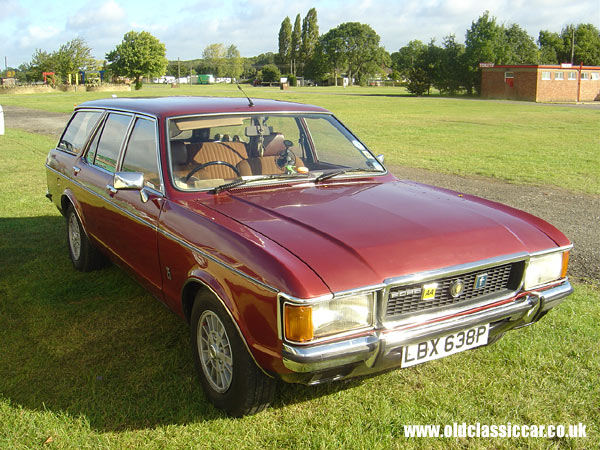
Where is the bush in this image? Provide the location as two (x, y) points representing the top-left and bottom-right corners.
(287, 74), (297, 86)
(261, 64), (281, 83)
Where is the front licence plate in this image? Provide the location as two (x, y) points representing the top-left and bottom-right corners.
(401, 324), (489, 368)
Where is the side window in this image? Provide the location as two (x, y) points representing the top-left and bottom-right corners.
(94, 113), (132, 173)
(58, 111), (102, 154)
(121, 118), (161, 190)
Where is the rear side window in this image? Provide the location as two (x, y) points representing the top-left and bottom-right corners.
(92, 113), (132, 173)
(121, 118), (161, 190)
(58, 111), (102, 154)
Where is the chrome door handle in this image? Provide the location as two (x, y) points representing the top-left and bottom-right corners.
(73, 166), (81, 175)
(106, 184), (117, 196)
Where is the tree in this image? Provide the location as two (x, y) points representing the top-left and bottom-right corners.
(261, 64), (281, 82)
(301, 8), (319, 73)
(278, 17), (292, 73)
(323, 22), (383, 86)
(502, 24), (538, 64)
(202, 43), (227, 77)
(54, 37), (94, 84)
(560, 24), (600, 65)
(106, 31), (168, 89)
(464, 11), (505, 94)
(392, 40), (426, 80)
(225, 45), (243, 80)
(28, 49), (56, 82)
(398, 40), (442, 95)
(538, 30), (563, 64)
(438, 34), (467, 95)
(303, 41), (329, 83)
(321, 27), (348, 85)
(290, 14), (302, 75)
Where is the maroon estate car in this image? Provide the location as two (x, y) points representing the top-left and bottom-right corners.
(45, 96), (572, 416)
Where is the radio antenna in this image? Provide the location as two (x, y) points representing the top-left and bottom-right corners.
(237, 84), (254, 107)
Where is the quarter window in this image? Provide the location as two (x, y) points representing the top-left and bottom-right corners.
(58, 111), (102, 154)
(121, 118), (161, 190)
(93, 113), (132, 173)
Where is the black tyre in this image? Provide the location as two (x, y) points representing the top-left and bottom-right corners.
(191, 293), (276, 416)
(66, 205), (105, 271)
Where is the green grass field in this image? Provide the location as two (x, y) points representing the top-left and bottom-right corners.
(2, 83), (599, 194)
(0, 90), (599, 448)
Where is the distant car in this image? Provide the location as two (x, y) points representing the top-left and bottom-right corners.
(46, 96), (573, 416)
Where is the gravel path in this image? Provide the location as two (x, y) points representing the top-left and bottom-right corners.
(3, 104), (598, 282)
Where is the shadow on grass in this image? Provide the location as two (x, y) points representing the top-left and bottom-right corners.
(0, 215), (364, 431)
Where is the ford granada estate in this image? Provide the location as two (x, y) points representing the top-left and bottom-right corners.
(45, 96), (573, 416)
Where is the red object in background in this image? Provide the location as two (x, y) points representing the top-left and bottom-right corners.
(42, 72), (55, 84)
(506, 78), (514, 88)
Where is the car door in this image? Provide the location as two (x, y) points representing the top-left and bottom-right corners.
(76, 111), (133, 247)
(78, 112), (164, 298)
(110, 116), (165, 298)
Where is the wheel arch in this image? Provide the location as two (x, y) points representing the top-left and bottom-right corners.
(60, 190), (93, 238)
(181, 277), (275, 379)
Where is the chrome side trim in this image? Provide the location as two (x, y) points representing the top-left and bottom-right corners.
(49, 164), (276, 292)
(159, 228), (278, 293)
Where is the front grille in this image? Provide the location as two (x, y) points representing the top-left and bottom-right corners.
(385, 262), (523, 318)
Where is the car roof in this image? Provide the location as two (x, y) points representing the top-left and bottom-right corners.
(76, 96), (330, 119)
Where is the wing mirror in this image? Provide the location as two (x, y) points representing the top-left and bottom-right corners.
(113, 172), (144, 190)
(376, 154), (385, 164)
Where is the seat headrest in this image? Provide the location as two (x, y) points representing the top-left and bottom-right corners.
(170, 141), (188, 166)
(263, 133), (286, 156)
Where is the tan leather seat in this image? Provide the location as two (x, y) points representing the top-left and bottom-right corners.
(189, 141), (249, 179)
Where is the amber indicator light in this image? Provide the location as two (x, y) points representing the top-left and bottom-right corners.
(284, 304), (313, 342)
(561, 251), (570, 278)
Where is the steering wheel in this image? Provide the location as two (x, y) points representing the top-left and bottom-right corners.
(276, 140), (297, 169)
(183, 161), (241, 182)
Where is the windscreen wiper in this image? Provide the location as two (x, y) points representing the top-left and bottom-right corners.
(209, 173), (310, 194)
(314, 168), (384, 183)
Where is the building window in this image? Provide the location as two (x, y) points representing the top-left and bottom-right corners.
(568, 72), (577, 80)
(504, 72), (514, 80)
(555, 72), (564, 80)
(581, 72), (589, 80)
(592, 72), (600, 80)
(541, 71), (551, 80)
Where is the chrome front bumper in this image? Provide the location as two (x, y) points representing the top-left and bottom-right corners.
(280, 282), (572, 384)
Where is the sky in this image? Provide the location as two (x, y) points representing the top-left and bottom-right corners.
(1, 0), (598, 69)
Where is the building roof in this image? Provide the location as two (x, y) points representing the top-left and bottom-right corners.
(481, 64), (600, 70)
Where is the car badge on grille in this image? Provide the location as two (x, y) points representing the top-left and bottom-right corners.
(474, 273), (488, 289)
(421, 282), (438, 300)
(449, 279), (465, 298)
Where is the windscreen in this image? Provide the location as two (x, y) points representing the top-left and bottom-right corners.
(168, 113), (384, 190)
